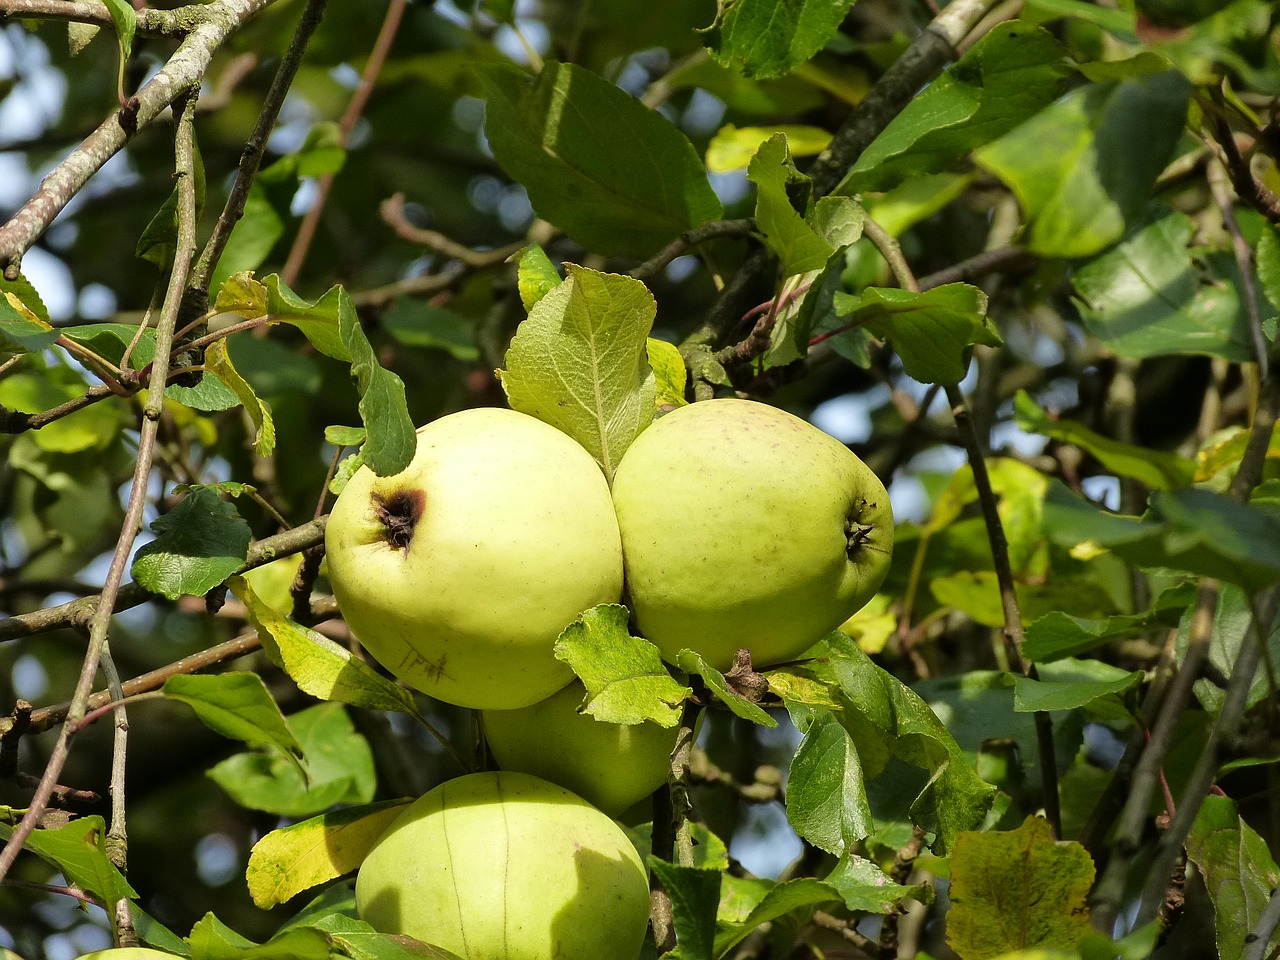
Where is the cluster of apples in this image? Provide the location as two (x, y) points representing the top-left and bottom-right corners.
(323, 398), (894, 960)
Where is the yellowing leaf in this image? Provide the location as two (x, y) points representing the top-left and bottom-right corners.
(947, 816), (1094, 959)
(646, 338), (688, 408)
(231, 576), (424, 719)
(205, 339), (275, 456)
(707, 124), (832, 174)
(838, 594), (896, 654)
(246, 799), (410, 908)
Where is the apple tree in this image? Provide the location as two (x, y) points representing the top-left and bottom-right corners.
(0, 0), (1277, 958)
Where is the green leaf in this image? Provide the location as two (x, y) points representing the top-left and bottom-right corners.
(703, 0), (853, 79)
(1041, 481), (1280, 590)
(746, 133), (833, 277)
(713, 878), (843, 957)
(0, 284), (57, 359)
(824, 854), (931, 913)
(974, 72), (1191, 259)
(514, 244), (562, 311)
(162, 672), (305, 777)
(130, 904), (190, 955)
(130, 487), (252, 600)
(324, 425), (366, 447)
(784, 708), (872, 855)
(204, 339), (275, 456)
(1257, 223), (1280, 320)
(380, 299), (478, 361)
(1012, 658), (1143, 713)
(1023, 584), (1194, 661)
(481, 62), (722, 258)
(706, 123), (831, 173)
(246, 800), (412, 910)
(0, 369), (127, 454)
(213, 274), (415, 476)
(841, 22), (1072, 194)
(676, 650), (776, 727)
(947, 816), (1094, 958)
(187, 914), (332, 960)
(832, 284), (1000, 385)
(208, 703), (376, 817)
(0, 815), (136, 905)
(1178, 583), (1280, 716)
(1197, 424), (1280, 481)
(1022, 0), (1137, 39)
(805, 632), (997, 853)
(137, 138), (206, 267)
(1185, 795), (1280, 960)
(647, 337), (688, 408)
(209, 184), (285, 294)
(1073, 207), (1255, 361)
(552, 604), (691, 727)
(102, 0), (135, 101)
(297, 914), (465, 960)
(58, 322), (240, 411)
(499, 265), (656, 482)
(1013, 390), (1195, 489)
(647, 859), (720, 960)
(1, 271), (51, 324)
(231, 575), (425, 718)
(929, 570), (1118, 630)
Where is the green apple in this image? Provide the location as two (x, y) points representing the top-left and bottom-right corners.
(611, 398), (894, 669)
(356, 771), (650, 960)
(76, 951), (178, 959)
(325, 407), (623, 710)
(482, 680), (679, 816)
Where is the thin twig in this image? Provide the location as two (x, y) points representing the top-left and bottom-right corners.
(280, 0), (406, 286)
(99, 636), (135, 946)
(680, 0), (1002, 362)
(808, 0), (1001, 197)
(190, 0), (329, 293)
(0, 515), (329, 645)
(1207, 159), (1270, 379)
(918, 247), (1036, 291)
(630, 218), (757, 281)
(8, 632), (261, 738)
(0, 0), (276, 276)
(1243, 884), (1280, 960)
(0, 93), (202, 886)
(860, 213), (1062, 836)
(1136, 583), (1279, 927)
(1090, 581), (1219, 932)
(380, 193), (527, 267)
(350, 263), (471, 310)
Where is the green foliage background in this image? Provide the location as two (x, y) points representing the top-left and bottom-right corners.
(0, 0), (1278, 958)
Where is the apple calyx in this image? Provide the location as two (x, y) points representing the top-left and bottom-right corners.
(375, 489), (424, 550)
(845, 513), (876, 558)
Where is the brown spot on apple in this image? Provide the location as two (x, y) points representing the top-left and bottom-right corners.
(375, 488), (425, 550)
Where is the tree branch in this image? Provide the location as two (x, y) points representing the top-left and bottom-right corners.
(190, 0), (329, 293)
(0, 516), (328, 643)
(380, 193), (527, 268)
(279, 0), (406, 287)
(0, 0), (188, 36)
(0, 0), (276, 276)
(0, 92), (203, 887)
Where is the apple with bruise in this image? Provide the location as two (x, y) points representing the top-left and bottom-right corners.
(325, 407), (623, 710)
